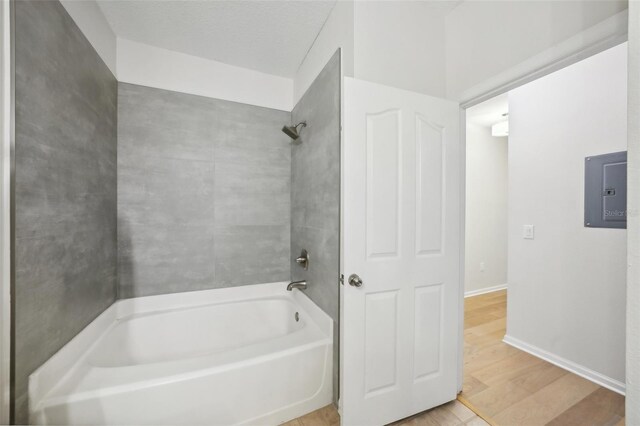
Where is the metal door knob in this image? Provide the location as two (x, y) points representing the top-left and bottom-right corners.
(348, 274), (363, 288)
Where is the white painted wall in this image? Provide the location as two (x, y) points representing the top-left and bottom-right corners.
(353, 1), (447, 98)
(61, 1), (297, 110)
(297, 0), (627, 103)
(506, 43), (627, 390)
(117, 39), (293, 111)
(294, 1), (353, 103)
(465, 123), (508, 296)
(626, 0), (639, 419)
(60, 0), (117, 76)
(295, 1), (449, 101)
(446, 1), (628, 103)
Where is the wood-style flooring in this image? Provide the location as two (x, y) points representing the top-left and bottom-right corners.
(285, 399), (489, 426)
(287, 289), (625, 425)
(461, 290), (625, 426)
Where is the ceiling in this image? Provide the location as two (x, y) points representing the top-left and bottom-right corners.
(97, 0), (337, 78)
(466, 93), (509, 128)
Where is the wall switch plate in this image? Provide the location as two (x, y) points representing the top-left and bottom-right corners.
(480, 262), (485, 272)
(523, 225), (535, 239)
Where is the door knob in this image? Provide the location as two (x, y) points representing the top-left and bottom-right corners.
(348, 274), (363, 288)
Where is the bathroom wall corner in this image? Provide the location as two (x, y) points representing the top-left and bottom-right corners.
(291, 49), (341, 403)
(14, 0), (118, 421)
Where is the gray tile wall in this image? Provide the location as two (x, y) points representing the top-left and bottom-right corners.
(14, 6), (338, 418)
(291, 50), (341, 402)
(118, 84), (291, 297)
(14, 0), (118, 422)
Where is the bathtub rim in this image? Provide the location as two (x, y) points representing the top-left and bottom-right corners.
(87, 296), (310, 368)
(29, 282), (333, 415)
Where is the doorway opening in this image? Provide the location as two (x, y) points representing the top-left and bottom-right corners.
(460, 42), (627, 425)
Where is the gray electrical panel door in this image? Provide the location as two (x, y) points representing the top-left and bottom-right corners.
(585, 151), (627, 229)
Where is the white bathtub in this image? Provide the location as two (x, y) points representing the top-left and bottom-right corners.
(29, 282), (333, 425)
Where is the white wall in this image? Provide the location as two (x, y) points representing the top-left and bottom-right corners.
(294, 0), (354, 103)
(353, 1), (447, 98)
(626, 0), (639, 419)
(60, 0), (117, 76)
(117, 39), (293, 111)
(505, 43), (627, 390)
(62, 1), (296, 111)
(295, 1), (449, 101)
(446, 1), (628, 103)
(322, 0), (626, 102)
(465, 123), (508, 295)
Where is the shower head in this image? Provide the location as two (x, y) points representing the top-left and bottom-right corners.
(282, 121), (307, 140)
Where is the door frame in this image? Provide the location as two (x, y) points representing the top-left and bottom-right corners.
(625, 3), (640, 422)
(454, 7), (630, 402)
(0, 0), (13, 423)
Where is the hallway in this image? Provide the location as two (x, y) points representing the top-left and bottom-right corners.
(461, 290), (625, 425)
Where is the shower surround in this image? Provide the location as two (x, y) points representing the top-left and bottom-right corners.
(117, 54), (341, 334)
(14, 1), (117, 422)
(15, 0), (341, 419)
(291, 51), (341, 401)
(117, 51), (341, 402)
(117, 84), (291, 297)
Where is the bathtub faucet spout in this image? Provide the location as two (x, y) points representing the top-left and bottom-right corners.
(287, 280), (307, 291)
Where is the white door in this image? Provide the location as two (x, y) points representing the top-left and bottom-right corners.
(341, 78), (461, 426)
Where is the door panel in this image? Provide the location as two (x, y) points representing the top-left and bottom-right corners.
(413, 283), (443, 380)
(416, 115), (444, 255)
(341, 78), (461, 426)
(366, 109), (401, 258)
(364, 290), (399, 395)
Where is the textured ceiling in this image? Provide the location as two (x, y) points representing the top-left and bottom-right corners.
(97, 0), (337, 77)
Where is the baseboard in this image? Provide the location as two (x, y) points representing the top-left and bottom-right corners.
(503, 335), (625, 395)
(464, 284), (507, 298)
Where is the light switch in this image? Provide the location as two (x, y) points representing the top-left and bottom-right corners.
(523, 225), (535, 239)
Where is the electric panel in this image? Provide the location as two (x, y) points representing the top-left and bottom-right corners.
(584, 151), (627, 229)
